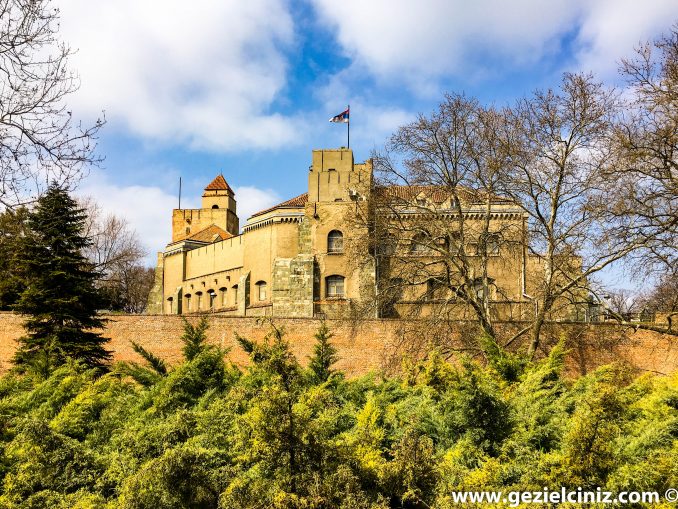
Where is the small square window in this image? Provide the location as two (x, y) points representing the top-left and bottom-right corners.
(326, 275), (345, 297)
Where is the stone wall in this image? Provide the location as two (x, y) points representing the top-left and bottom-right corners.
(272, 255), (315, 317)
(0, 312), (676, 377)
(146, 253), (165, 314)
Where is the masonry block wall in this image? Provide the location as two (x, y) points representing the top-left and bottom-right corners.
(272, 256), (315, 317)
(0, 312), (676, 377)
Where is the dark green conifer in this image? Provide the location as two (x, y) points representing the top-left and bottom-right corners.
(0, 207), (29, 310)
(13, 183), (110, 373)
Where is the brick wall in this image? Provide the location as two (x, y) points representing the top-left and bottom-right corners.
(0, 312), (676, 377)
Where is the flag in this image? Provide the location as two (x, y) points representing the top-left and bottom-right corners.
(329, 108), (349, 123)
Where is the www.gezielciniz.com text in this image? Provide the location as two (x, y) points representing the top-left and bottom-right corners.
(448, 487), (677, 506)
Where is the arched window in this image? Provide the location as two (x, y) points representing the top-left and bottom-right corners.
(474, 233), (501, 256)
(435, 234), (449, 252)
(410, 232), (429, 253)
(326, 275), (345, 297)
(184, 293), (192, 312)
(167, 297), (173, 314)
(232, 285), (239, 305)
(195, 291), (203, 311)
(219, 287), (227, 307)
(472, 277), (496, 300)
(448, 232), (462, 252)
(212, 204), (219, 209)
(487, 233), (500, 256)
(327, 230), (344, 253)
(382, 278), (403, 317)
(256, 281), (268, 301)
(208, 289), (216, 309)
(426, 278), (444, 300)
(377, 233), (396, 256)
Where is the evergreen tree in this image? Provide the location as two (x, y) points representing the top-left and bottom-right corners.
(131, 341), (167, 375)
(308, 321), (338, 383)
(180, 316), (210, 361)
(0, 207), (29, 310)
(13, 183), (110, 373)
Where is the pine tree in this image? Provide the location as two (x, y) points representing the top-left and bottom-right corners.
(13, 183), (111, 373)
(0, 207), (29, 310)
(308, 321), (338, 383)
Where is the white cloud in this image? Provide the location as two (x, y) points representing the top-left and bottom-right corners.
(58, 0), (304, 151)
(342, 104), (413, 150)
(572, 0), (678, 78)
(233, 186), (281, 223)
(310, 0), (678, 84)
(77, 172), (182, 264)
(310, 0), (581, 79)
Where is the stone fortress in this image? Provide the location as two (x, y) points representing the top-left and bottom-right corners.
(147, 147), (585, 320)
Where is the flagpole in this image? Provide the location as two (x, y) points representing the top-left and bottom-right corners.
(347, 104), (350, 148)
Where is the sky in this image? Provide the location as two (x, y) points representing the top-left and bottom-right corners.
(55, 0), (678, 286)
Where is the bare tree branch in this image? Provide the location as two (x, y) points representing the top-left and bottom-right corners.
(0, 0), (104, 208)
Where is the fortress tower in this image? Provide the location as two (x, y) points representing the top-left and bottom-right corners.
(171, 175), (239, 243)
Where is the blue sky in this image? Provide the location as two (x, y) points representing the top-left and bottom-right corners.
(55, 0), (677, 287)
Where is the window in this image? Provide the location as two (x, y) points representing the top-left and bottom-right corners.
(219, 287), (227, 307)
(378, 233), (397, 256)
(382, 278), (403, 317)
(426, 278), (444, 300)
(448, 232), (462, 252)
(472, 277), (495, 300)
(195, 291), (203, 310)
(487, 233), (500, 256)
(327, 230), (344, 253)
(184, 294), (192, 312)
(474, 233), (501, 256)
(167, 297), (173, 314)
(232, 285), (238, 305)
(212, 204), (219, 209)
(326, 275), (345, 298)
(256, 281), (268, 301)
(208, 290), (216, 309)
(435, 235), (449, 251)
(410, 232), (429, 253)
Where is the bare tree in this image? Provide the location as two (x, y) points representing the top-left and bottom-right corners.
(360, 72), (675, 361)
(80, 199), (150, 312)
(0, 0), (104, 208)
(636, 274), (678, 330)
(604, 289), (640, 319)
(501, 73), (640, 357)
(363, 94), (523, 357)
(607, 26), (678, 278)
(81, 199), (144, 277)
(108, 265), (156, 314)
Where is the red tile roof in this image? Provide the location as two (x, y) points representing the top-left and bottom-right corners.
(248, 185), (509, 220)
(204, 174), (232, 192)
(381, 185), (457, 203)
(250, 193), (308, 218)
(379, 185), (508, 204)
(186, 224), (232, 243)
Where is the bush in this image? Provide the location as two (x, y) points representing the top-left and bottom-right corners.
(0, 325), (674, 507)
